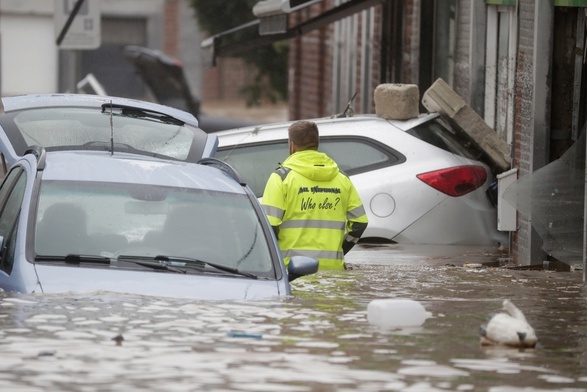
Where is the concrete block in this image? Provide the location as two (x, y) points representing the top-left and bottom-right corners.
(374, 84), (419, 120)
(422, 78), (511, 173)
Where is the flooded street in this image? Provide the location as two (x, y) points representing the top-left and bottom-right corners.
(1, 244), (586, 391)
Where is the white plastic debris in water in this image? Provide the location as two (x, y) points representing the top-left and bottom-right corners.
(367, 299), (432, 328)
(480, 299), (537, 348)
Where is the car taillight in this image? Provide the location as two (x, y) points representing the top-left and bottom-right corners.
(417, 165), (488, 197)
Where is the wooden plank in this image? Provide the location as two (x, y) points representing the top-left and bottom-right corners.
(422, 78), (511, 173)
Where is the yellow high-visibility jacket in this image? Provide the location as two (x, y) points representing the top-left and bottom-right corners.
(261, 150), (368, 270)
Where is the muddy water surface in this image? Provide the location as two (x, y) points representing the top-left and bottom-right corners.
(0, 244), (586, 391)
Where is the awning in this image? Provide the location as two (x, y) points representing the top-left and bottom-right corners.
(201, 0), (385, 66)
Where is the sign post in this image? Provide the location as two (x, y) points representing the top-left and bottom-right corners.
(54, 0), (101, 50)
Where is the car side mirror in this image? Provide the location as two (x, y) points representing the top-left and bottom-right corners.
(287, 256), (319, 282)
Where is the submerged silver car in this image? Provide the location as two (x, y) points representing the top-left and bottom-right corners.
(0, 94), (317, 299)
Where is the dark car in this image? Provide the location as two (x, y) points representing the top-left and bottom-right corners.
(122, 45), (257, 133)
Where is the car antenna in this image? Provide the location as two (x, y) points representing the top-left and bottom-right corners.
(337, 92), (357, 118)
(109, 100), (114, 155)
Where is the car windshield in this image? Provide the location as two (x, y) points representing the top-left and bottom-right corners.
(33, 180), (275, 277)
(3, 107), (200, 161)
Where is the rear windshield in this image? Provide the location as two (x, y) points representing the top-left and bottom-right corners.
(406, 118), (483, 160)
(1, 107), (203, 161)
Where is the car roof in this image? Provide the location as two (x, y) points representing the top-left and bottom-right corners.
(214, 113), (441, 143)
(38, 151), (247, 194)
(0, 94), (198, 127)
(1, 93), (199, 125)
(0, 94), (218, 165)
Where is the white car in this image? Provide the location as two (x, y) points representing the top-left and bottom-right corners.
(214, 113), (507, 245)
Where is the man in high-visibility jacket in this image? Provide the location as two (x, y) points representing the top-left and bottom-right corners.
(261, 120), (368, 270)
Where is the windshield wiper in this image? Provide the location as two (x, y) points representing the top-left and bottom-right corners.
(157, 255), (258, 279)
(117, 255), (259, 279)
(101, 104), (185, 125)
(123, 256), (187, 274)
(117, 257), (188, 274)
(35, 254), (111, 265)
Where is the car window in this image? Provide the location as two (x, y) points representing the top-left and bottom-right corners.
(216, 142), (289, 198)
(34, 180), (275, 277)
(405, 118), (482, 160)
(0, 107), (203, 162)
(320, 138), (399, 173)
(0, 167), (27, 274)
(217, 137), (402, 197)
(0, 166), (21, 205)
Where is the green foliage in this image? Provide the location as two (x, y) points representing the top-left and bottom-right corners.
(188, 0), (256, 35)
(188, 0), (289, 106)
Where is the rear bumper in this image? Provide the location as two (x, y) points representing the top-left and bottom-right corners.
(391, 195), (508, 245)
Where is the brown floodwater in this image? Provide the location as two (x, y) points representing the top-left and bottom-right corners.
(0, 244), (586, 391)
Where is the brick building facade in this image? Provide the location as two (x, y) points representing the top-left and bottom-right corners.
(160, 0), (587, 269)
(283, 1), (585, 268)
(286, 0), (476, 119)
(198, 0), (586, 269)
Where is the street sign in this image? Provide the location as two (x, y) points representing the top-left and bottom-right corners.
(54, 0), (101, 50)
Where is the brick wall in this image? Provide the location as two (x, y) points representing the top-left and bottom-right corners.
(453, 0), (471, 100)
(174, 0), (255, 103)
(369, 6), (382, 110)
(289, 1), (387, 119)
(201, 58), (254, 101)
(164, 0), (179, 57)
(289, 1), (332, 119)
(403, 0), (418, 83)
(511, 0), (536, 263)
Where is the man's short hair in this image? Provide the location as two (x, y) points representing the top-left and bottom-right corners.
(288, 120), (319, 150)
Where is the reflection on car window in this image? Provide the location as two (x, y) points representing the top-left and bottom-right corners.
(320, 138), (395, 173)
(34, 181), (274, 276)
(216, 142), (289, 197)
(217, 137), (400, 197)
(8, 108), (198, 161)
(406, 119), (480, 160)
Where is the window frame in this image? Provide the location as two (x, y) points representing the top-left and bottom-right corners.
(0, 167), (27, 274)
(216, 135), (406, 197)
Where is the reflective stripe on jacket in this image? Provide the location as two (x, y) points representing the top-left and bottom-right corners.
(261, 150), (368, 270)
